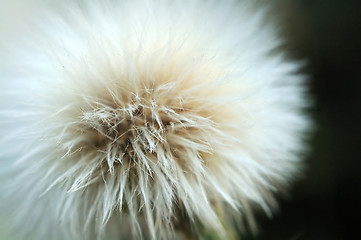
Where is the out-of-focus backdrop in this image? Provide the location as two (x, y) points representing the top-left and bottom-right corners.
(255, 0), (361, 239)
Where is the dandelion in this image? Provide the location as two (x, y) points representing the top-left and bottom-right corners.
(0, 0), (311, 239)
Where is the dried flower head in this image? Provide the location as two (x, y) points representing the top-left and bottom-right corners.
(0, 0), (311, 239)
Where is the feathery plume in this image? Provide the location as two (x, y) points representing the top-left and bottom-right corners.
(0, 0), (311, 239)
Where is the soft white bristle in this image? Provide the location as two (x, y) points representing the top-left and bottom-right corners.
(0, 0), (311, 239)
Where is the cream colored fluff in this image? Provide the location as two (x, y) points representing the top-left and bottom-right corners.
(0, 0), (311, 239)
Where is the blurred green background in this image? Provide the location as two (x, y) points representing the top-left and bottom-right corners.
(254, 0), (361, 239)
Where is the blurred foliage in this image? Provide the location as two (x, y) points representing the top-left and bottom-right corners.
(255, 0), (361, 239)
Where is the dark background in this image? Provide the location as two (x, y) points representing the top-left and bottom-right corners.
(256, 1), (361, 239)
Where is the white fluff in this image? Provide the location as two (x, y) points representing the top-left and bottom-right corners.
(0, 0), (311, 239)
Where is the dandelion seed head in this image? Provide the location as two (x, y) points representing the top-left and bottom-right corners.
(0, 0), (311, 239)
